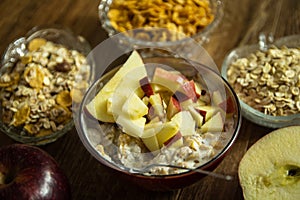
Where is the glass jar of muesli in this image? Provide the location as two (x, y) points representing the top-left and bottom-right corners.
(0, 26), (94, 145)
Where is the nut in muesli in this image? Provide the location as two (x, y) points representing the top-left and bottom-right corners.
(0, 38), (91, 136)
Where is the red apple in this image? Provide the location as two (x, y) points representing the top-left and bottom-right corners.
(139, 76), (154, 97)
(0, 144), (71, 200)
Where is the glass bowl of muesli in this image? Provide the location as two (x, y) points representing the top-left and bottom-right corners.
(0, 26), (94, 145)
(76, 50), (241, 190)
(221, 34), (300, 128)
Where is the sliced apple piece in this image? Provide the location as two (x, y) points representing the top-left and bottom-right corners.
(148, 93), (166, 120)
(177, 80), (197, 102)
(212, 90), (224, 106)
(141, 121), (164, 152)
(163, 132), (183, 148)
(142, 136), (160, 153)
(122, 93), (148, 119)
(156, 121), (179, 147)
(195, 105), (219, 123)
(180, 98), (194, 110)
(151, 83), (168, 93)
(167, 96), (181, 120)
(116, 115), (146, 138)
(106, 97), (113, 115)
(200, 112), (224, 132)
(238, 126), (300, 200)
(171, 111), (196, 136)
(143, 121), (164, 137)
(86, 51), (145, 122)
(139, 77), (154, 97)
(194, 82), (202, 98)
(188, 106), (204, 127)
(152, 67), (186, 92)
(111, 63), (148, 118)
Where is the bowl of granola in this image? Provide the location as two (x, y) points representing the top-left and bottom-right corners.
(0, 26), (94, 145)
(221, 34), (300, 128)
(98, 0), (223, 57)
(76, 51), (241, 190)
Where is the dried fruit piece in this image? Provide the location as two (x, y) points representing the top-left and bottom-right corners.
(12, 104), (30, 127)
(21, 55), (33, 64)
(28, 38), (47, 52)
(23, 66), (44, 88)
(56, 90), (72, 107)
(54, 62), (72, 72)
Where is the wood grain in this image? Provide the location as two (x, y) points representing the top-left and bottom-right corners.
(0, 0), (299, 199)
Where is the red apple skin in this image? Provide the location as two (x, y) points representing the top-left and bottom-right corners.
(219, 97), (235, 113)
(181, 80), (197, 102)
(153, 68), (186, 85)
(0, 144), (71, 200)
(195, 108), (207, 123)
(139, 77), (154, 97)
(167, 96), (181, 119)
(163, 132), (182, 147)
(173, 91), (189, 102)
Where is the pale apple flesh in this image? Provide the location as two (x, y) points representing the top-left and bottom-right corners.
(238, 126), (300, 200)
(86, 50), (145, 122)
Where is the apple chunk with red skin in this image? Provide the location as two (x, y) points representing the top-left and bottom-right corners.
(167, 96), (181, 120)
(152, 67), (187, 93)
(139, 76), (154, 97)
(0, 144), (71, 200)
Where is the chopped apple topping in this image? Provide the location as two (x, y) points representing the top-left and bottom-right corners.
(88, 51), (235, 174)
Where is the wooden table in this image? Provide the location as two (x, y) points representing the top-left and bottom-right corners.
(0, 0), (299, 199)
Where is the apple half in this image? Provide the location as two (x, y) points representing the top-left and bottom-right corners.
(238, 126), (300, 200)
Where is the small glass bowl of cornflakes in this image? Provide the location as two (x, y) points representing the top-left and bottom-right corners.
(0, 26), (94, 145)
(99, 0), (223, 56)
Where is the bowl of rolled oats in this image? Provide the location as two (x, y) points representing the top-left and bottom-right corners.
(221, 34), (300, 128)
(98, 0), (223, 54)
(0, 26), (94, 145)
(76, 51), (241, 190)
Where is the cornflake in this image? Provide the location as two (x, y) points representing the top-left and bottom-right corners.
(0, 38), (90, 136)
